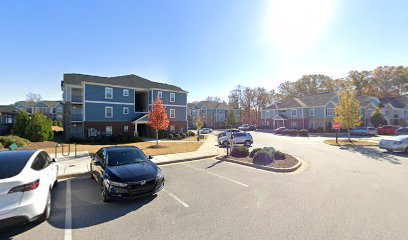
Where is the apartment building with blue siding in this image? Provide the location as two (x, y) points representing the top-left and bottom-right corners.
(61, 73), (188, 140)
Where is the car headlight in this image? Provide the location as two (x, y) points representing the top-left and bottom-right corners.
(156, 168), (164, 179)
(105, 179), (128, 187)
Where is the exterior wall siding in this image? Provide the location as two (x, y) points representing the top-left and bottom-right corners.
(166, 106), (187, 122)
(85, 102), (145, 122)
(152, 90), (187, 105)
(85, 84), (134, 103)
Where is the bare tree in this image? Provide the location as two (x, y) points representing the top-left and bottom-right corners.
(242, 87), (256, 124)
(205, 96), (222, 102)
(26, 92), (42, 103)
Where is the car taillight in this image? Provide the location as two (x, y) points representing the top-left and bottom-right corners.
(8, 179), (40, 194)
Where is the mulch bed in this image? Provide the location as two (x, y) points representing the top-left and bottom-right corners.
(224, 153), (299, 169)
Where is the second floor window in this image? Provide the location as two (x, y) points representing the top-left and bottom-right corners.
(105, 107), (113, 118)
(309, 109), (314, 116)
(124, 125), (128, 133)
(123, 89), (129, 96)
(170, 93), (175, 102)
(367, 109), (373, 116)
(170, 109), (175, 118)
(291, 109), (297, 117)
(327, 108), (334, 116)
(123, 107), (129, 114)
(158, 91), (162, 99)
(105, 87), (113, 99)
(385, 110), (390, 117)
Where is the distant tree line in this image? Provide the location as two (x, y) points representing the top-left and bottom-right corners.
(227, 65), (408, 125)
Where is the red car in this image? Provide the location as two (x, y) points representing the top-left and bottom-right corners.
(378, 125), (400, 135)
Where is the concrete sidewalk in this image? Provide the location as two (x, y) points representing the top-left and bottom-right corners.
(56, 134), (220, 179)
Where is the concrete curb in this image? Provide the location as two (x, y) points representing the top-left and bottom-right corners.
(215, 156), (302, 173)
(155, 154), (219, 166)
(57, 172), (90, 180)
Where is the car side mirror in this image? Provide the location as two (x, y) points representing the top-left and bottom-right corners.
(148, 156), (154, 159)
(52, 158), (56, 163)
(94, 160), (101, 166)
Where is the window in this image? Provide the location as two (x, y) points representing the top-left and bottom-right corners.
(327, 108), (333, 116)
(105, 87), (113, 99)
(310, 121), (315, 129)
(106, 126), (113, 136)
(367, 109), (373, 116)
(123, 107), (129, 114)
(266, 111), (270, 118)
(385, 110), (390, 117)
(309, 109), (314, 116)
(105, 106), (113, 118)
(31, 152), (50, 171)
(170, 109), (175, 118)
(291, 109), (297, 117)
(158, 91), (162, 99)
(124, 125), (128, 133)
(170, 125), (175, 132)
(170, 93), (175, 102)
(291, 121), (297, 129)
(123, 89), (129, 96)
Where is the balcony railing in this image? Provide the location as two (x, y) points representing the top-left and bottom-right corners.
(71, 114), (83, 121)
(71, 95), (83, 103)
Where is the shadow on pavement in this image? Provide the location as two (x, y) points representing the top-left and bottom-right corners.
(342, 146), (404, 164)
(206, 160), (223, 169)
(49, 178), (157, 230)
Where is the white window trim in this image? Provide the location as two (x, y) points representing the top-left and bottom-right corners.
(105, 106), (113, 118)
(291, 109), (297, 117)
(170, 93), (175, 103)
(310, 109), (314, 116)
(327, 108), (334, 116)
(106, 126), (113, 136)
(170, 109), (175, 118)
(124, 125), (129, 133)
(105, 87), (113, 99)
(123, 89), (129, 97)
(158, 91), (162, 99)
(123, 107), (129, 114)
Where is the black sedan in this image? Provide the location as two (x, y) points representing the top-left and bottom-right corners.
(90, 146), (164, 202)
(396, 127), (408, 135)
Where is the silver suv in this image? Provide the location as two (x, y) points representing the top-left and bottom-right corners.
(218, 132), (253, 147)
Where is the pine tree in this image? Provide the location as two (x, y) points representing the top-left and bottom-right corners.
(226, 110), (238, 128)
(25, 113), (54, 142)
(334, 88), (362, 141)
(12, 110), (30, 137)
(148, 97), (170, 147)
(370, 108), (385, 127)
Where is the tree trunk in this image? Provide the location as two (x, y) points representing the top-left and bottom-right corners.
(156, 129), (158, 147)
(347, 128), (351, 142)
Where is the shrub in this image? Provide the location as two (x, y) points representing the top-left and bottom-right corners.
(273, 150), (286, 160)
(253, 150), (273, 165)
(0, 143), (3, 149)
(25, 113), (54, 142)
(299, 129), (309, 137)
(262, 147), (276, 154)
(158, 130), (169, 139)
(168, 134), (174, 140)
(289, 129), (298, 136)
(230, 146), (249, 158)
(249, 148), (262, 158)
(181, 133), (187, 139)
(12, 110), (30, 137)
(187, 131), (195, 137)
(175, 133), (181, 140)
(0, 135), (30, 148)
(282, 129), (290, 135)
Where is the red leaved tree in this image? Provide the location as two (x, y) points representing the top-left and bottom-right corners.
(148, 97), (170, 147)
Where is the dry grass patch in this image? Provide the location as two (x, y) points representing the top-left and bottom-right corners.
(42, 141), (203, 156)
(324, 139), (378, 147)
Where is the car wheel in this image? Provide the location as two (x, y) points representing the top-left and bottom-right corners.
(101, 184), (111, 203)
(405, 147), (408, 154)
(244, 141), (251, 147)
(39, 190), (51, 222)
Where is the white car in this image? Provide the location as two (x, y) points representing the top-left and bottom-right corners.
(218, 132), (253, 147)
(200, 128), (213, 134)
(0, 150), (58, 228)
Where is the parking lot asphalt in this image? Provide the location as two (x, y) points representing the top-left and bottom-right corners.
(2, 132), (408, 240)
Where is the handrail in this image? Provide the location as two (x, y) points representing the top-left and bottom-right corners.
(54, 143), (77, 158)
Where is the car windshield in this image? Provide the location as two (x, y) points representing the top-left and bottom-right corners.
(106, 148), (148, 166)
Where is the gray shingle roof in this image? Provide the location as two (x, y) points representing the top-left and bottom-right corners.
(0, 105), (18, 113)
(196, 101), (233, 110)
(63, 73), (187, 92)
(266, 92), (337, 109)
(14, 101), (35, 108)
(39, 101), (62, 108)
(380, 96), (408, 108)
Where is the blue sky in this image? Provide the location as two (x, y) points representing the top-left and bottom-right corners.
(0, 0), (407, 104)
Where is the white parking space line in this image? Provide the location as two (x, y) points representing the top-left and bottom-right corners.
(181, 163), (249, 188)
(163, 189), (190, 208)
(64, 180), (72, 240)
